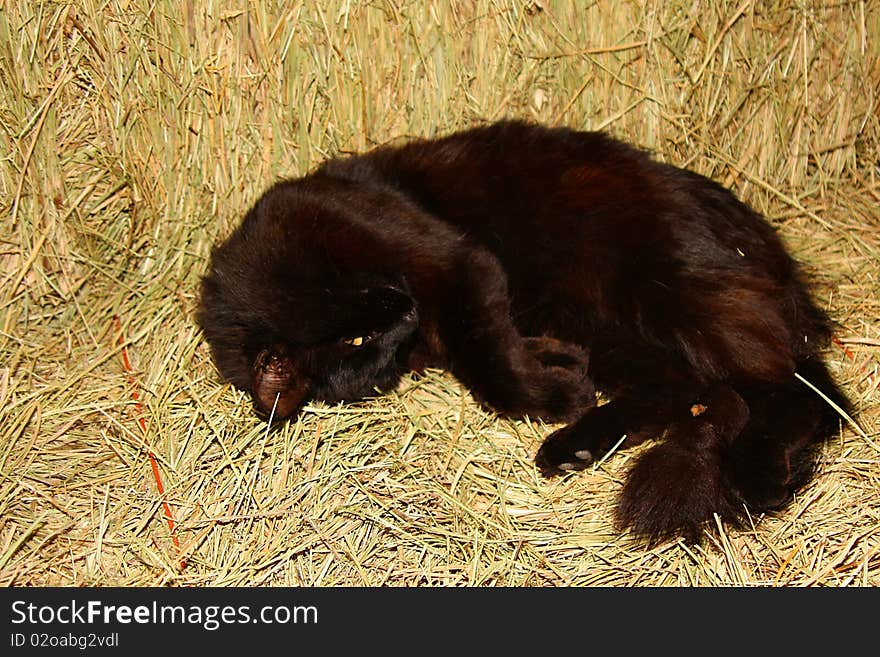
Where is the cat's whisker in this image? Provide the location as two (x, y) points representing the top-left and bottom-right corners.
(265, 391), (281, 439)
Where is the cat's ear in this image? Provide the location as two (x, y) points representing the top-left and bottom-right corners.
(252, 349), (309, 419)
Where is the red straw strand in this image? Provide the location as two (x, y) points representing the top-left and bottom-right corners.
(114, 316), (186, 571)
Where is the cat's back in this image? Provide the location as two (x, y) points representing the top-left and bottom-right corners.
(318, 120), (665, 249)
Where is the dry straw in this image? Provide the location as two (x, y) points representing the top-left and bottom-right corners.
(1, 0), (878, 586)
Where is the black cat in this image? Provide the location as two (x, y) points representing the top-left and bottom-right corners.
(197, 120), (850, 543)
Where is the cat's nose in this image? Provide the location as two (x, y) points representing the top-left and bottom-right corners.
(252, 348), (308, 419)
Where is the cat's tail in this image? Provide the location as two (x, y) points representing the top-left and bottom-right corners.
(615, 357), (849, 543)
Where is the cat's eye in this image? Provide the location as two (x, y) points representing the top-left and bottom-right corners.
(342, 335), (372, 347)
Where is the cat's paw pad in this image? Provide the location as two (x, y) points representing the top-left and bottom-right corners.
(535, 426), (595, 477)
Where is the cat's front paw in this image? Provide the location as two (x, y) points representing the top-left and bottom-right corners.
(523, 336), (590, 374)
(520, 337), (595, 422)
(534, 422), (596, 476)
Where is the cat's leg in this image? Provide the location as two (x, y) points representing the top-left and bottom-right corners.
(435, 247), (596, 422)
(534, 385), (693, 474)
(536, 382), (752, 542)
(534, 335), (696, 473)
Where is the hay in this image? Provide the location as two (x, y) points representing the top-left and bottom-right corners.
(1, 0), (878, 586)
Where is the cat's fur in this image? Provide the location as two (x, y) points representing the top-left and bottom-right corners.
(197, 120), (849, 543)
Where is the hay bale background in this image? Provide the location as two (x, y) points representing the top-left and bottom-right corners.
(1, 0), (878, 586)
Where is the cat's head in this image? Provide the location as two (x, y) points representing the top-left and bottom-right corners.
(197, 183), (419, 420)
